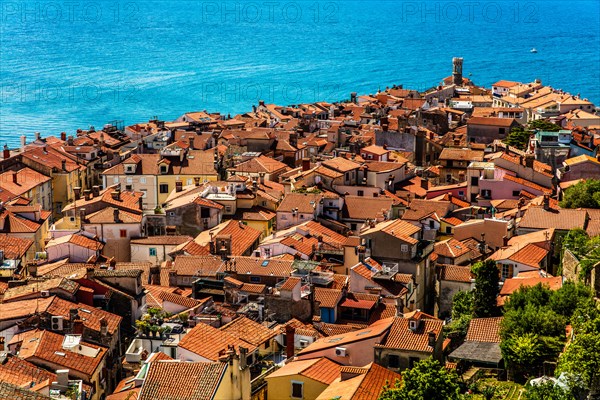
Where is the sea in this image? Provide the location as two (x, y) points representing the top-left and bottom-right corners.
(1, 0), (599, 148)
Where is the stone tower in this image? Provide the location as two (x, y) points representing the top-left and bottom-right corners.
(452, 57), (463, 86)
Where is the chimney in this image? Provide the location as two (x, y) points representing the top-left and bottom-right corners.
(259, 100), (265, 107)
(60, 132), (66, 141)
(525, 154), (534, 169)
(447, 192), (452, 201)
(67, 136), (74, 146)
(420, 178), (429, 190)
(111, 189), (121, 201)
(259, 172), (266, 185)
(86, 267), (95, 279)
(12, 172), (17, 184)
(350, 92), (357, 104)
(72, 318), (84, 335)
(3, 144), (9, 160)
(92, 185), (100, 197)
(503, 236), (509, 247)
(61, 160), (67, 172)
(252, 180), (258, 193)
(175, 181), (183, 192)
(138, 196), (143, 210)
(20, 135), (26, 152)
(83, 189), (92, 201)
(285, 325), (295, 359)
(189, 136), (195, 149)
(100, 317), (108, 336)
(302, 158), (311, 172)
(428, 331), (436, 348)
(543, 194), (550, 211)
(239, 346), (248, 370)
(34, 132), (41, 141)
(73, 187), (81, 200)
(56, 370), (69, 389)
(113, 208), (120, 223)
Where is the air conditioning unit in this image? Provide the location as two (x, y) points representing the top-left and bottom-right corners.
(51, 316), (64, 331)
(335, 347), (347, 357)
(40, 290), (51, 297)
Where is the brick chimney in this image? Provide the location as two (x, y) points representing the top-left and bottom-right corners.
(60, 132), (67, 141)
(543, 194), (550, 211)
(12, 172), (17, 184)
(73, 187), (81, 200)
(113, 209), (120, 223)
(83, 189), (92, 201)
(92, 185), (100, 197)
(3, 144), (9, 160)
(259, 172), (266, 185)
(428, 330), (436, 348)
(285, 325), (296, 359)
(61, 160), (67, 172)
(302, 158), (311, 172)
(420, 178), (429, 190)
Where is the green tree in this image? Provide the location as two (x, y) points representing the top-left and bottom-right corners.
(528, 119), (561, 132)
(471, 260), (500, 318)
(523, 381), (573, 400)
(548, 281), (592, 321)
(378, 359), (462, 400)
(562, 228), (600, 279)
(557, 332), (600, 395)
(560, 179), (600, 209)
(444, 290), (474, 338)
(501, 333), (543, 379)
(505, 127), (532, 150)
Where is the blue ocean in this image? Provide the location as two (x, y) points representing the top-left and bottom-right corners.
(1, 0), (599, 147)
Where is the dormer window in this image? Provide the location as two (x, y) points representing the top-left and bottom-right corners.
(409, 319), (418, 332)
(125, 164), (136, 174)
(160, 165), (168, 174)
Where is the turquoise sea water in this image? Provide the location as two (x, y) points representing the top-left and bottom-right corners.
(1, 0), (599, 147)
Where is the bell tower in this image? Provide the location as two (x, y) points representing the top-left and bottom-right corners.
(452, 57), (463, 86)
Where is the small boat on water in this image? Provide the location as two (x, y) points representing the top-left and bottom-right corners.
(530, 48), (538, 53)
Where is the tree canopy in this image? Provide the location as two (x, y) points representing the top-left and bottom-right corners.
(378, 358), (462, 400)
(500, 282), (592, 381)
(523, 381), (573, 400)
(471, 260), (500, 318)
(560, 179), (600, 209)
(562, 228), (600, 279)
(503, 119), (561, 150)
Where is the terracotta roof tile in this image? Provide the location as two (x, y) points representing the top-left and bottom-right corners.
(220, 317), (277, 346)
(438, 264), (473, 283)
(300, 358), (341, 384)
(465, 317), (503, 343)
(376, 316), (442, 353)
(138, 361), (227, 400)
(0, 235), (34, 259)
(343, 196), (394, 220)
(314, 287), (343, 308)
(232, 256), (294, 277)
(13, 329), (106, 377)
(519, 207), (587, 231)
(158, 291), (203, 309)
(178, 322), (257, 361)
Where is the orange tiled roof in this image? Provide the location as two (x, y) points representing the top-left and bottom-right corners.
(220, 316), (277, 346)
(232, 256), (294, 277)
(343, 196), (394, 220)
(314, 287), (343, 308)
(376, 316), (443, 353)
(14, 329), (106, 377)
(0, 235), (34, 259)
(434, 238), (471, 259)
(465, 317), (503, 343)
(138, 361), (227, 400)
(158, 291), (203, 309)
(178, 322), (257, 361)
(438, 264), (473, 283)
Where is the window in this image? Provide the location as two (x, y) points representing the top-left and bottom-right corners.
(388, 354), (400, 369)
(429, 220), (435, 229)
(160, 165), (168, 174)
(140, 189), (147, 198)
(357, 190), (364, 197)
(120, 229), (127, 238)
(187, 178), (193, 186)
(159, 184), (169, 193)
(126, 177), (133, 184)
(345, 172), (350, 180)
(471, 176), (479, 186)
(499, 128), (506, 135)
(481, 189), (492, 199)
(113, 177), (119, 184)
(458, 191), (464, 196)
(140, 177), (147, 184)
(446, 174), (452, 183)
(409, 357), (420, 368)
(446, 226), (452, 234)
(225, 206), (232, 212)
(69, 216), (76, 223)
(126, 185), (133, 191)
(350, 223), (357, 231)
(300, 214), (304, 219)
(250, 276), (261, 283)
(149, 248), (157, 257)
(291, 382), (303, 399)
(512, 190), (520, 197)
(401, 245), (408, 252)
(502, 264), (511, 279)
